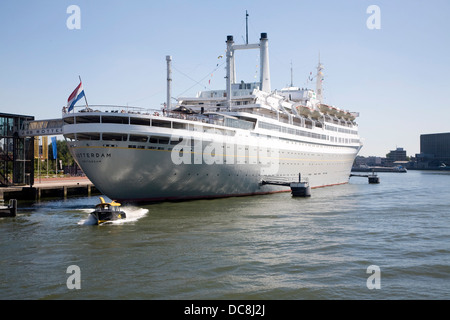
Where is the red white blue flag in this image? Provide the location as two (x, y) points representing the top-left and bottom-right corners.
(67, 81), (85, 112)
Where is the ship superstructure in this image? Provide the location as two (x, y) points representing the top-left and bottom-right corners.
(62, 33), (362, 202)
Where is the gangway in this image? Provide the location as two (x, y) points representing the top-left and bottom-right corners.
(18, 119), (63, 137)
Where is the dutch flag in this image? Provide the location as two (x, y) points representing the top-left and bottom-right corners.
(67, 81), (85, 112)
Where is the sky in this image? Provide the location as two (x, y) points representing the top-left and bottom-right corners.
(1, 0), (449, 157)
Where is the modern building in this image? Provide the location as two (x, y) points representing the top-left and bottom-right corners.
(0, 113), (35, 186)
(421, 133), (450, 160)
(411, 132), (450, 168)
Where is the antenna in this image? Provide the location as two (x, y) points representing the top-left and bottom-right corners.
(245, 10), (249, 44)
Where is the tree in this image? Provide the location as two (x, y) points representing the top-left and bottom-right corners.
(47, 140), (74, 167)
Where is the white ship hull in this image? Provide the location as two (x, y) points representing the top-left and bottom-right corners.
(67, 123), (359, 202)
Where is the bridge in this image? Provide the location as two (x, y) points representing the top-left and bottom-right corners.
(18, 119), (64, 137)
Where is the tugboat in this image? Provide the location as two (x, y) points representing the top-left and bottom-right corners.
(90, 197), (126, 225)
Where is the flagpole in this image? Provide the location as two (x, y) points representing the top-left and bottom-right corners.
(79, 75), (89, 108)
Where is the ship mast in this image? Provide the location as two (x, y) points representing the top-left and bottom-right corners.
(245, 10), (249, 45)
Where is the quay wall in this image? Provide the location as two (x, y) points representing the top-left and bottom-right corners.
(0, 178), (100, 201)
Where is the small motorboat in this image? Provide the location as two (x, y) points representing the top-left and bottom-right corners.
(0, 199), (17, 218)
(90, 197), (126, 225)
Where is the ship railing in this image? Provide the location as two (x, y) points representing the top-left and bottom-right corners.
(64, 105), (255, 130)
(62, 105), (156, 115)
(166, 113), (254, 130)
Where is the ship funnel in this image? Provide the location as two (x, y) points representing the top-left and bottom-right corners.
(225, 32), (271, 109)
(315, 58), (324, 104)
(226, 35), (235, 110)
(260, 33), (271, 92)
(166, 55), (172, 111)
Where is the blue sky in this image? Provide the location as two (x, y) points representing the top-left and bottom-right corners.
(1, 0), (449, 157)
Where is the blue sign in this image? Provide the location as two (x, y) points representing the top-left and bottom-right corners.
(51, 137), (57, 160)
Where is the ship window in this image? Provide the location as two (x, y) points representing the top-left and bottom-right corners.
(76, 116), (100, 124)
(152, 119), (171, 128)
(129, 134), (149, 143)
(130, 117), (150, 126)
(102, 116), (129, 124)
(64, 117), (75, 125)
(102, 133), (128, 141)
(77, 133), (100, 141)
(172, 122), (186, 129)
(158, 137), (169, 144)
(149, 136), (170, 144)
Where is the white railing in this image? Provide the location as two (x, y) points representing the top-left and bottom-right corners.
(62, 105), (157, 115)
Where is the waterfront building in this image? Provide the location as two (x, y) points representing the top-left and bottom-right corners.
(387, 147), (407, 162)
(417, 132), (450, 168)
(0, 113), (35, 186)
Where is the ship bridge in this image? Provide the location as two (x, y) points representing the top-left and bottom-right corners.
(18, 118), (63, 137)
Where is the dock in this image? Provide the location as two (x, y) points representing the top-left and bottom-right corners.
(262, 173), (311, 197)
(351, 166), (407, 173)
(350, 173), (380, 184)
(0, 177), (100, 201)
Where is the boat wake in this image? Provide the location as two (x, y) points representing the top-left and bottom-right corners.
(78, 207), (149, 226)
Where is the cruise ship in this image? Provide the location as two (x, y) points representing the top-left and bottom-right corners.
(62, 33), (362, 202)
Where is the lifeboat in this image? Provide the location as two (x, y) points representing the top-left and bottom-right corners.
(342, 111), (353, 121)
(328, 106), (338, 116)
(310, 108), (322, 119)
(336, 109), (346, 119)
(318, 104), (331, 114)
(297, 105), (312, 117)
(348, 112), (356, 121)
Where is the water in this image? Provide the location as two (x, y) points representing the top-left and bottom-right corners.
(1, 170), (449, 300)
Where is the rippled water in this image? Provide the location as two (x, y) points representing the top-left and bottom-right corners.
(1, 170), (449, 299)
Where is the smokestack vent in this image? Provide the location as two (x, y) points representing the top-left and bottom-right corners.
(260, 33), (268, 40)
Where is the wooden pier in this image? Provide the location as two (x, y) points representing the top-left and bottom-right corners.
(0, 177), (100, 201)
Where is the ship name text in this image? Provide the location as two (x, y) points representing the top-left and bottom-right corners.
(76, 152), (112, 159)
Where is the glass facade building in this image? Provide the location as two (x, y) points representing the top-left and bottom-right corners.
(421, 133), (450, 160)
(417, 132), (450, 168)
(0, 113), (35, 186)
